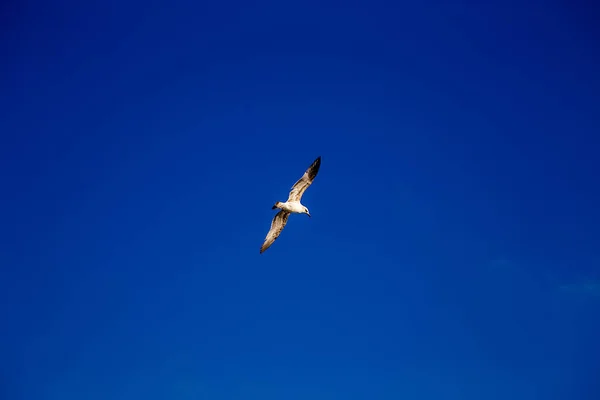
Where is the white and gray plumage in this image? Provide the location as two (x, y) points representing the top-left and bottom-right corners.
(260, 156), (322, 254)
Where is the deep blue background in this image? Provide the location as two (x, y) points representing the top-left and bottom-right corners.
(1, 1), (599, 398)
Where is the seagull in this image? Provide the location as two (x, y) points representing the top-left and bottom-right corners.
(260, 156), (322, 254)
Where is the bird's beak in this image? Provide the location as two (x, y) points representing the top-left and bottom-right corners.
(307, 213), (311, 218)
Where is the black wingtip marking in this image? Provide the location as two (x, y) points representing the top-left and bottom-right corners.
(308, 156), (321, 179)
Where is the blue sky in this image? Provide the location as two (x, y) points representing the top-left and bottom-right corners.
(1, 1), (599, 399)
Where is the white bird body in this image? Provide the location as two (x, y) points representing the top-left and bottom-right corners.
(275, 201), (307, 214)
(260, 156), (322, 254)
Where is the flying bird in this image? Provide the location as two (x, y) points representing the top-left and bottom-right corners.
(260, 156), (322, 254)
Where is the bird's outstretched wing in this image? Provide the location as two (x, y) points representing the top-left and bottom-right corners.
(260, 210), (291, 253)
(287, 156), (321, 202)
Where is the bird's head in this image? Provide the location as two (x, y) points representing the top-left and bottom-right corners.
(304, 207), (311, 218)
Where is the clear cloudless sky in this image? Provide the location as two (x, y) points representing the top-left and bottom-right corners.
(1, 1), (599, 399)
